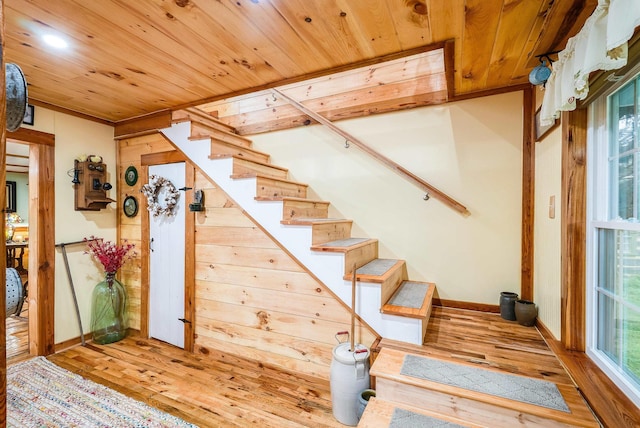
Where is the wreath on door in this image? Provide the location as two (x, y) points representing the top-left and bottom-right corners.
(141, 174), (180, 217)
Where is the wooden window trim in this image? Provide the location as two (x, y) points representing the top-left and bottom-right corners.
(561, 108), (587, 351)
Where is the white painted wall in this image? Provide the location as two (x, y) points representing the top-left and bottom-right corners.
(250, 92), (524, 304)
(534, 126), (562, 339)
(23, 105), (116, 343)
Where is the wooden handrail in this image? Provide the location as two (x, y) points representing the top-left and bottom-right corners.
(272, 89), (470, 216)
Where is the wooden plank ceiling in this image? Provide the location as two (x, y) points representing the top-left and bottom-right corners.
(3, 0), (597, 128)
(6, 141), (28, 174)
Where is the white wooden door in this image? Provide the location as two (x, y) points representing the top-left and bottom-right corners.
(149, 162), (186, 348)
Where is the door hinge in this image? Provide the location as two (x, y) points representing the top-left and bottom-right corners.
(178, 318), (192, 324)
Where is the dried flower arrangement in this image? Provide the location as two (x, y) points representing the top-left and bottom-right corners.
(85, 236), (136, 274)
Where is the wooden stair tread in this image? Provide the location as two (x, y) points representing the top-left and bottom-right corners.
(280, 218), (352, 225)
(231, 172), (306, 187)
(381, 281), (435, 319)
(174, 108), (253, 148)
(358, 397), (474, 428)
(345, 259), (405, 283)
(218, 155), (288, 172)
(310, 237), (377, 252)
(282, 196), (330, 204)
(371, 348), (599, 427)
(219, 155), (289, 179)
(207, 139), (271, 163)
(172, 108), (237, 134)
(191, 124), (253, 147)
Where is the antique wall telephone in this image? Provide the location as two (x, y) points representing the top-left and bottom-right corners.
(72, 155), (115, 211)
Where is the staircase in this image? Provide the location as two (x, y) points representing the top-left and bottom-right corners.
(162, 108), (435, 345)
(361, 347), (600, 427)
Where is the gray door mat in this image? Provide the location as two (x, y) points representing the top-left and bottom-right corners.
(400, 354), (570, 413)
(388, 282), (429, 308)
(390, 408), (466, 427)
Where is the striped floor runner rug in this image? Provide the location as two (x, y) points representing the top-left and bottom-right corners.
(8, 356), (198, 427)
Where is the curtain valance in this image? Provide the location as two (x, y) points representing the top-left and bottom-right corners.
(540, 0), (640, 126)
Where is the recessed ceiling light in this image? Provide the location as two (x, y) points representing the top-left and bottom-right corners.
(42, 34), (68, 49)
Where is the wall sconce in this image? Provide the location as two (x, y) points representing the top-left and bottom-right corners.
(529, 51), (559, 86)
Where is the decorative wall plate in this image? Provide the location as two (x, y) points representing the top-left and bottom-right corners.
(123, 196), (138, 217)
(125, 166), (138, 186)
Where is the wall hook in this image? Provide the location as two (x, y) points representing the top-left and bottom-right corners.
(344, 140), (350, 148)
(423, 193), (430, 201)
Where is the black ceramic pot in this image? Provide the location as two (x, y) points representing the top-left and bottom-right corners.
(499, 292), (518, 321)
(515, 299), (537, 327)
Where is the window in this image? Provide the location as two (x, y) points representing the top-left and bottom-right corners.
(589, 69), (640, 407)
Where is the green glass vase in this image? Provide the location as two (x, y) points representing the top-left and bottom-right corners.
(91, 272), (127, 344)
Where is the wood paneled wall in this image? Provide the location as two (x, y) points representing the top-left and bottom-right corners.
(117, 133), (378, 378)
(117, 133), (175, 330)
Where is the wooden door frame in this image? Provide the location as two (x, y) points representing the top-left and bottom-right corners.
(7, 128), (56, 356)
(140, 150), (195, 352)
(0, 127), (56, 424)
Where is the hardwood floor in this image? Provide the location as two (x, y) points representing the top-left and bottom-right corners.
(372, 307), (600, 427)
(376, 306), (574, 384)
(47, 334), (343, 427)
(6, 304), (29, 364)
(10, 307), (625, 427)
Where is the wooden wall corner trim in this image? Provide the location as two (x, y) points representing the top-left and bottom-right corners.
(560, 109), (587, 352)
(539, 320), (640, 427)
(521, 86), (535, 301)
